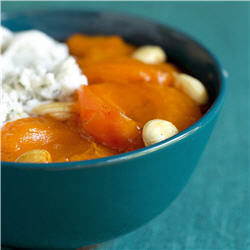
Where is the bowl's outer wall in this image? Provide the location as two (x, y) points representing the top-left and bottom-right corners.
(2, 11), (224, 249)
(2, 119), (217, 248)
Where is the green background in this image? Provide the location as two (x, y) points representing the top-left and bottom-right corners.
(2, 1), (249, 250)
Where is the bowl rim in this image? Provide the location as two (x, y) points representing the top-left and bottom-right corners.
(1, 10), (227, 170)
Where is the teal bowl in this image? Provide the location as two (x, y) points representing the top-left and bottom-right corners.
(2, 10), (226, 249)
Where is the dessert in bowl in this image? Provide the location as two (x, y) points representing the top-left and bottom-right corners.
(1, 10), (225, 249)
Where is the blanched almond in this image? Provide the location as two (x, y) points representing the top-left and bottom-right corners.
(132, 45), (167, 64)
(16, 149), (52, 163)
(33, 102), (76, 121)
(174, 73), (208, 105)
(142, 119), (178, 146)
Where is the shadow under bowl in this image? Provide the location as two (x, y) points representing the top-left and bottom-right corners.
(1, 10), (226, 249)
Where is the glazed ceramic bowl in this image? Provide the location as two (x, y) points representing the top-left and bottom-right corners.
(2, 10), (226, 249)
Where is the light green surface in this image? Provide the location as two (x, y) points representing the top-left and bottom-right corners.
(2, 1), (250, 249)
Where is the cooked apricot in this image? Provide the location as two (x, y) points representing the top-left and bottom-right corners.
(160, 87), (202, 131)
(1, 117), (114, 162)
(89, 82), (201, 131)
(78, 86), (143, 152)
(67, 34), (135, 60)
(80, 60), (173, 86)
(89, 82), (161, 125)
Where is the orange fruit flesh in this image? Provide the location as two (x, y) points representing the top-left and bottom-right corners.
(89, 82), (201, 132)
(67, 34), (136, 60)
(1, 117), (114, 162)
(77, 56), (177, 87)
(78, 86), (143, 152)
